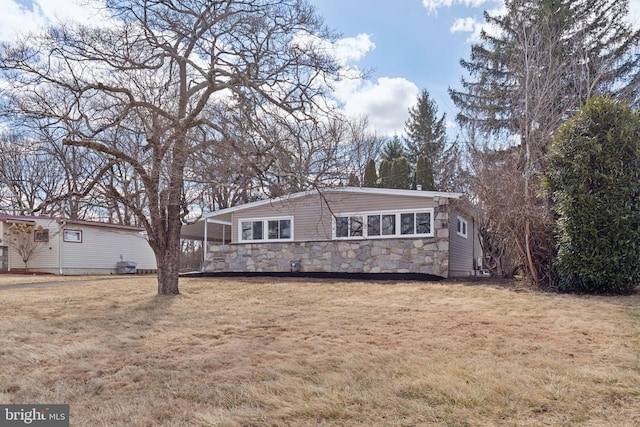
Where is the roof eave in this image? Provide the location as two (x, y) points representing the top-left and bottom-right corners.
(199, 187), (465, 221)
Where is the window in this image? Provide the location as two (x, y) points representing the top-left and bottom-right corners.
(366, 214), (396, 237)
(268, 219), (291, 239)
(350, 216), (363, 237)
(334, 210), (433, 239)
(34, 228), (49, 242)
(416, 212), (431, 234)
(401, 213), (415, 235)
(335, 216), (349, 238)
(457, 216), (468, 238)
(382, 214), (396, 235)
(239, 217), (293, 242)
(63, 229), (82, 243)
(367, 215), (380, 236)
(335, 215), (363, 238)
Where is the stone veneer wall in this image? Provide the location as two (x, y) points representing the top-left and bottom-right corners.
(205, 207), (450, 277)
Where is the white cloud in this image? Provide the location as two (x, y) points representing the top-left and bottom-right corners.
(291, 31), (374, 70)
(0, 0), (108, 42)
(322, 33), (418, 136)
(422, 0), (497, 15)
(338, 77), (419, 136)
(628, 0), (640, 29)
(450, 17), (476, 33)
(33, 0), (105, 22)
(0, 1), (415, 138)
(449, 3), (505, 43)
(0, 0), (46, 42)
(449, 16), (487, 43)
(332, 33), (375, 65)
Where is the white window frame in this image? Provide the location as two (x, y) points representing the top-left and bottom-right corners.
(63, 229), (82, 243)
(457, 215), (468, 238)
(333, 208), (434, 240)
(238, 216), (294, 243)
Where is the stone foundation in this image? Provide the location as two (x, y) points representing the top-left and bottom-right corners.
(205, 237), (449, 278)
(205, 205), (450, 277)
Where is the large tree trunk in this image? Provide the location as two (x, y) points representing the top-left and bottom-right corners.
(155, 215), (182, 295)
(156, 254), (180, 295)
(155, 143), (186, 295)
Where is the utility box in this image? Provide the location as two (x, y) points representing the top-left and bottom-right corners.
(290, 260), (301, 272)
(117, 261), (137, 274)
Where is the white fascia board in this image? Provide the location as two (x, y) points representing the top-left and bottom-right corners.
(198, 187), (464, 222)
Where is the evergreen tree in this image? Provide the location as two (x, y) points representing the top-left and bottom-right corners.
(363, 159), (378, 187)
(390, 157), (411, 189)
(451, 0), (640, 139)
(347, 172), (360, 187)
(405, 89), (447, 168)
(450, 0), (640, 286)
(414, 154), (435, 191)
(378, 159), (392, 188)
(381, 135), (405, 161)
(546, 97), (640, 294)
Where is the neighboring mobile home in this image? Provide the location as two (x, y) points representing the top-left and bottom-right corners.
(0, 215), (157, 275)
(182, 187), (482, 278)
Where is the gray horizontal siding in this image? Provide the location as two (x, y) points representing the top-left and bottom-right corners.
(448, 207), (478, 276)
(230, 191), (439, 243)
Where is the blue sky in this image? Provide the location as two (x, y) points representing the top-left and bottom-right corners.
(313, 0), (478, 118)
(312, 0), (640, 136)
(2, 0), (639, 137)
(311, 0), (505, 135)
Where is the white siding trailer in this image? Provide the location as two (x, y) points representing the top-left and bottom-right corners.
(0, 215), (157, 275)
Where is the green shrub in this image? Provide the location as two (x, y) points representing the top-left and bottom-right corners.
(545, 97), (640, 294)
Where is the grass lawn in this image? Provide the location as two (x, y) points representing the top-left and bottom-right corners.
(0, 276), (638, 426)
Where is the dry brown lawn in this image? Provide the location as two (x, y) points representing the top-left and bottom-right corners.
(0, 275), (638, 426)
(0, 274), (117, 286)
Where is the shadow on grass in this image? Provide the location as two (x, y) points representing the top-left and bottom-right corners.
(119, 294), (181, 328)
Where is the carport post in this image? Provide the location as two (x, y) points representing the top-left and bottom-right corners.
(203, 218), (208, 272)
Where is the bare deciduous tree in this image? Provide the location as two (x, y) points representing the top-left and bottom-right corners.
(341, 115), (386, 185)
(1, 0), (343, 295)
(451, 0), (640, 286)
(2, 222), (49, 272)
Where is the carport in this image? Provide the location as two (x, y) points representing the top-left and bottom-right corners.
(180, 217), (232, 272)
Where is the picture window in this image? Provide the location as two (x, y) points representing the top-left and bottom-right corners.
(334, 210), (433, 239)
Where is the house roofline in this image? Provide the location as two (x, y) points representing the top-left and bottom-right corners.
(199, 186), (464, 221)
(0, 214), (145, 232)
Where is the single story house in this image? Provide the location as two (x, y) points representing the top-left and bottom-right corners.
(181, 187), (482, 278)
(0, 215), (157, 275)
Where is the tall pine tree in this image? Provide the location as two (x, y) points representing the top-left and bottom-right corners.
(390, 157), (411, 189)
(363, 159), (378, 187)
(450, 0), (640, 286)
(378, 159), (392, 188)
(405, 89), (447, 168)
(381, 135), (405, 161)
(414, 155), (435, 191)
